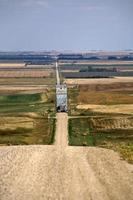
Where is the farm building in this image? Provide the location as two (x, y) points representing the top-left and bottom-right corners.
(56, 84), (67, 112)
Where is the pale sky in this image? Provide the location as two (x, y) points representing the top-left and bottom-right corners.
(0, 0), (133, 51)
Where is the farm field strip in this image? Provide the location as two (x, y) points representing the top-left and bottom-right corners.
(65, 77), (133, 85)
(60, 61), (133, 65)
(0, 60), (133, 199)
(67, 81), (133, 163)
(62, 71), (133, 79)
(0, 91), (56, 145)
(0, 63), (25, 68)
(77, 104), (133, 115)
(0, 70), (51, 78)
(68, 117), (133, 163)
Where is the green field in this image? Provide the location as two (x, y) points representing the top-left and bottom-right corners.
(0, 90), (55, 115)
(0, 91), (56, 145)
(68, 82), (133, 163)
(68, 117), (133, 163)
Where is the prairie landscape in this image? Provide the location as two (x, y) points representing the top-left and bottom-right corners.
(1, 0), (133, 197)
(0, 63), (56, 88)
(0, 58), (133, 200)
(0, 91), (56, 145)
(67, 77), (133, 163)
(0, 62), (56, 145)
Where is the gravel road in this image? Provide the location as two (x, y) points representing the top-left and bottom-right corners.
(0, 113), (133, 200)
(54, 113), (68, 147)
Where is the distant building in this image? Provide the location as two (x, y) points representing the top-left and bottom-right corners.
(56, 84), (67, 112)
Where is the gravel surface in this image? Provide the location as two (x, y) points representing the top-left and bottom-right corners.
(0, 113), (133, 200)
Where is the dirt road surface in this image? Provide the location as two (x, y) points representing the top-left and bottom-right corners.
(0, 113), (133, 200)
(56, 62), (60, 85)
(54, 113), (68, 147)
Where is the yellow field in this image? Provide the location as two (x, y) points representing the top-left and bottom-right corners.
(0, 63), (25, 68)
(0, 116), (34, 130)
(65, 77), (133, 85)
(77, 104), (133, 115)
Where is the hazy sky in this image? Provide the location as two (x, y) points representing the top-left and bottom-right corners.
(0, 0), (133, 51)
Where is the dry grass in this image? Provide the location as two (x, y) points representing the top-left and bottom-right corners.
(69, 117), (133, 163)
(0, 117), (34, 130)
(61, 70), (79, 73)
(0, 70), (51, 78)
(89, 117), (133, 130)
(77, 83), (133, 105)
(0, 63), (25, 68)
(0, 116), (55, 145)
(60, 61), (133, 65)
(65, 77), (133, 85)
(77, 104), (133, 115)
(78, 91), (133, 105)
